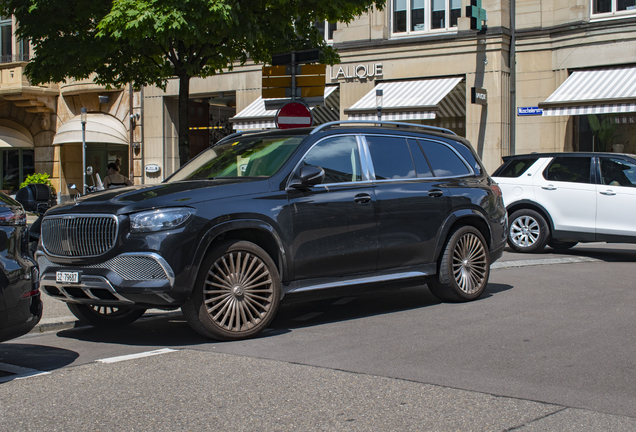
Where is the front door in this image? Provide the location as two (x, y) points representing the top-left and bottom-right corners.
(288, 135), (377, 280)
(533, 156), (596, 236)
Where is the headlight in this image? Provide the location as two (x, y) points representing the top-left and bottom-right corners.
(130, 208), (195, 233)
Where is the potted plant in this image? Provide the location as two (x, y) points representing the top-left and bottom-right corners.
(588, 114), (622, 152)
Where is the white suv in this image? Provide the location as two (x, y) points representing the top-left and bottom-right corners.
(492, 152), (636, 253)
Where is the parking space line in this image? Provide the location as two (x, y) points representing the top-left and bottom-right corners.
(292, 312), (324, 321)
(0, 362), (50, 384)
(96, 348), (178, 364)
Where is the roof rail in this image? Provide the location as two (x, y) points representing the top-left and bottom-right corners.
(310, 120), (457, 136)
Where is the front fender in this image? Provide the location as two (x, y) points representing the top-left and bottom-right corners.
(182, 219), (289, 295)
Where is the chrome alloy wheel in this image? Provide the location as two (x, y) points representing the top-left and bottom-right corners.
(510, 215), (540, 248)
(452, 232), (488, 294)
(203, 251), (274, 333)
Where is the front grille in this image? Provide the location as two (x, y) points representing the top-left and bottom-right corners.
(41, 215), (118, 257)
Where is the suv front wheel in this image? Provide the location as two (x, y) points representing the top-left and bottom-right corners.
(508, 209), (549, 253)
(183, 240), (281, 341)
(428, 226), (490, 302)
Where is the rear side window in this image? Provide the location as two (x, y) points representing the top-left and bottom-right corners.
(494, 157), (539, 178)
(418, 140), (471, 177)
(366, 136), (416, 180)
(544, 157), (592, 184)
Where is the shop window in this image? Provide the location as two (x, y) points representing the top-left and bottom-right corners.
(592, 0), (636, 17)
(0, 149), (34, 194)
(392, 0), (461, 35)
(314, 20), (337, 42)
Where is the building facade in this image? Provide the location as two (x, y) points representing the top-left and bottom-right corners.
(2, 1), (635, 196)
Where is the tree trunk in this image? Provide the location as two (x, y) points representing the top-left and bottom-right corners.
(178, 73), (191, 167)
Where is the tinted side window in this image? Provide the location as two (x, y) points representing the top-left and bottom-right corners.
(494, 157), (539, 178)
(366, 136), (416, 180)
(544, 157), (592, 184)
(303, 135), (362, 184)
(448, 140), (482, 175)
(407, 139), (433, 178)
(418, 140), (471, 177)
(600, 157), (636, 187)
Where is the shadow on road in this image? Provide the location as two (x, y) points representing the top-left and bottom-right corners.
(0, 343), (79, 375)
(51, 282), (514, 346)
(504, 244), (636, 263)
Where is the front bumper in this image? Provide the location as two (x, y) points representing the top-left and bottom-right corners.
(37, 252), (184, 308)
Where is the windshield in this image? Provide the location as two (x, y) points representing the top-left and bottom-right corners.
(168, 135), (306, 182)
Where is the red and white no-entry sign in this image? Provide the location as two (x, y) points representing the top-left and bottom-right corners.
(275, 102), (313, 129)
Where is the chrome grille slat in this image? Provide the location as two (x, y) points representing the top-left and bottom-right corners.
(41, 214), (118, 257)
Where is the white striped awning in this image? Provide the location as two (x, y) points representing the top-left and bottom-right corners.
(344, 77), (465, 121)
(540, 66), (636, 116)
(230, 86), (339, 130)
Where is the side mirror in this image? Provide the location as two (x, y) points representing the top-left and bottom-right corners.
(288, 165), (325, 189)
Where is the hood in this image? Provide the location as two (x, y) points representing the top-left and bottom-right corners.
(47, 178), (270, 216)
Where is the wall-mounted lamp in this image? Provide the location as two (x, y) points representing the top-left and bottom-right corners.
(376, 88), (383, 121)
(130, 113), (140, 122)
(98, 95), (109, 104)
(132, 142), (141, 150)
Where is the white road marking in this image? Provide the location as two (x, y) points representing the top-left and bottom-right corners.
(97, 348), (178, 364)
(292, 312), (324, 321)
(0, 362), (50, 384)
(492, 256), (601, 270)
(332, 297), (356, 305)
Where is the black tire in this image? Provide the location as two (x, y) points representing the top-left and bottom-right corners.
(67, 303), (146, 327)
(428, 225), (490, 302)
(507, 209), (550, 253)
(182, 240), (281, 341)
(548, 240), (578, 251)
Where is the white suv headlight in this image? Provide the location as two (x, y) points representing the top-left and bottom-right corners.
(130, 208), (195, 233)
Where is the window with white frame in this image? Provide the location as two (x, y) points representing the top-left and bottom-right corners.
(592, 0), (636, 16)
(314, 20), (337, 42)
(0, 16), (12, 63)
(392, 0), (462, 35)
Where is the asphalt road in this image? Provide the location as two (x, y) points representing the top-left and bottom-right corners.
(1, 243), (635, 431)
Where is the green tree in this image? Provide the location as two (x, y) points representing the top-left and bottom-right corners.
(2, 0), (384, 166)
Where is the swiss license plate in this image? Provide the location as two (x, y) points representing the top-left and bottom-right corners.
(56, 271), (79, 284)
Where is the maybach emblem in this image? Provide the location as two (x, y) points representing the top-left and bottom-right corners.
(330, 63), (383, 81)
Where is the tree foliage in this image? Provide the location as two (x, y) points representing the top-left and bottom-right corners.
(2, 0), (385, 166)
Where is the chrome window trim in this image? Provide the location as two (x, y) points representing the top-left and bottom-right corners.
(41, 213), (120, 258)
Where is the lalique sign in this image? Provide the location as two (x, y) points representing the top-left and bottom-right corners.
(330, 63), (383, 81)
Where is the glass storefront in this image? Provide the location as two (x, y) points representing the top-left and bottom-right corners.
(0, 148), (34, 194)
(85, 143), (130, 186)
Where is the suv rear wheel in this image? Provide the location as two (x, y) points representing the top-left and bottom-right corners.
(183, 240), (281, 341)
(508, 209), (549, 253)
(428, 226), (490, 302)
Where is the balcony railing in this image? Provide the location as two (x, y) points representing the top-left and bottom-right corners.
(0, 54), (31, 64)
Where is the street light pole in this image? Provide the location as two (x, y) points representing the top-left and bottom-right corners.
(376, 88), (383, 121)
(81, 107), (87, 195)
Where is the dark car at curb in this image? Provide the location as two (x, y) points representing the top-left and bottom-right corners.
(0, 193), (42, 343)
(36, 121), (507, 341)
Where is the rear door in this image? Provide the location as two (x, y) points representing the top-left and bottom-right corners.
(366, 135), (451, 269)
(532, 156), (596, 236)
(596, 156), (636, 238)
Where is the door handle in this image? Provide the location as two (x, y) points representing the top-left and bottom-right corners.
(428, 189), (444, 198)
(600, 190), (616, 196)
(354, 193), (371, 204)
(541, 185), (557, 190)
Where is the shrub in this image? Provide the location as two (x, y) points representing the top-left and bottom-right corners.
(20, 172), (56, 195)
